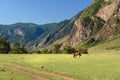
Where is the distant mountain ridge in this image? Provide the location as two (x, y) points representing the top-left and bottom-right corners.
(0, 18), (75, 50)
(0, 23), (43, 43)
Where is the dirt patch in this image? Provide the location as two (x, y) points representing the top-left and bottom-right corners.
(1, 64), (48, 80)
(1, 62), (79, 80)
(16, 65), (78, 80)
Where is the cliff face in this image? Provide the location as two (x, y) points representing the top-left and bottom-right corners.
(96, 0), (120, 40)
(69, 0), (120, 47)
(69, 19), (92, 47)
(96, 0), (119, 22)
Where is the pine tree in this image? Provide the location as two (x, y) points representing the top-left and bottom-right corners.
(21, 44), (28, 53)
(11, 42), (28, 54)
(0, 36), (11, 53)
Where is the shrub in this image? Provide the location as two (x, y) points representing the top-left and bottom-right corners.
(112, 17), (120, 23)
(77, 46), (88, 54)
(63, 46), (76, 54)
(48, 49), (53, 54)
(11, 42), (28, 54)
(41, 48), (48, 54)
(35, 50), (41, 54)
(52, 44), (62, 54)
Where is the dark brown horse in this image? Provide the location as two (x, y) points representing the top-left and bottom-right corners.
(73, 52), (81, 58)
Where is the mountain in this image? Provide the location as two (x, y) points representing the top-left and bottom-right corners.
(67, 0), (120, 50)
(0, 23), (43, 43)
(26, 19), (73, 50)
(0, 19), (75, 50)
(0, 0), (119, 51)
(31, 11), (82, 50)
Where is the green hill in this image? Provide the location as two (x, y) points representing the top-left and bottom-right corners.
(90, 37), (120, 51)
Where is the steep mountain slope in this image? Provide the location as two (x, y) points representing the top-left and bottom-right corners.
(0, 19), (74, 50)
(33, 11), (83, 50)
(27, 19), (73, 50)
(67, 0), (120, 49)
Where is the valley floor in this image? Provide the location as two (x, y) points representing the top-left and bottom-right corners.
(0, 50), (120, 80)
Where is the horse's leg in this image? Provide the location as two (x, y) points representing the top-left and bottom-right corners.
(73, 54), (75, 58)
(79, 53), (81, 58)
(73, 55), (77, 58)
(76, 55), (77, 58)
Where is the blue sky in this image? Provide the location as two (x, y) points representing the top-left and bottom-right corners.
(0, 0), (92, 24)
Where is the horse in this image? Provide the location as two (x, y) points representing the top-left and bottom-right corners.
(73, 52), (81, 58)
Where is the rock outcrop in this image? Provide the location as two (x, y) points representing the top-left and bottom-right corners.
(68, 0), (120, 47)
(96, 0), (120, 39)
(96, 0), (119, 22)
(69, 19), (92, 47)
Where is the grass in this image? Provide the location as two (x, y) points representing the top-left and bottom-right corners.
(80, 0), (105, 19)
(90, 38), (120, 51)
(43, 35), (69, 50)
(0, 52), (120, 80)
(0, 65), (34, 80)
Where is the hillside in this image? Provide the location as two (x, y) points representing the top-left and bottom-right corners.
(26, 19), (74, 50)
(66, 0), (120, 50)
(0, 19), (74, 50)
(32, 11), (83, 50)
(90, 38), (120, 51)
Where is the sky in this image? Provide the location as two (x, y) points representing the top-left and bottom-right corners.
(0, 0), (92, 25)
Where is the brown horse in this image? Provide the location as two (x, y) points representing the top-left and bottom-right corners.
(73, 52), (81, 58)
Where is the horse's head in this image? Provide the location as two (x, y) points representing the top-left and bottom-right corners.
(78, 52), (81, 56)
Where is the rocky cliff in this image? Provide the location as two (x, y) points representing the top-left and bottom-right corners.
(68, 0), (120, 48)
(96, 0), (120, 40)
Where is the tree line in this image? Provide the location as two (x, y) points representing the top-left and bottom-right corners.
(0, 36), (88, 54)
(35, 44), (88, 54)
(0, 36), (28, 54)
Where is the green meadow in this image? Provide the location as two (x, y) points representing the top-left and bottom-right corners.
(0, 66), (34, 80)
(0, 50), (120, 80)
